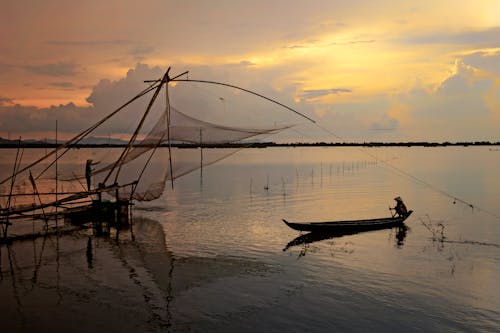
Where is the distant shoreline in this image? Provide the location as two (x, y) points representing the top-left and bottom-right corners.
(0, 141), (499, 149)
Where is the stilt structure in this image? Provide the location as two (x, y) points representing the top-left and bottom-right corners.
(0, 67), (312, 243)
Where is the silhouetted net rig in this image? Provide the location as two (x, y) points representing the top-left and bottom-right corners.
(0, 67), (312, 243)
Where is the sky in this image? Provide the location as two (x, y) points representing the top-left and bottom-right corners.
(0, 0), (499, 142)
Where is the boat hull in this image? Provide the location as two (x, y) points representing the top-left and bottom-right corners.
(283, 211), (412, 232)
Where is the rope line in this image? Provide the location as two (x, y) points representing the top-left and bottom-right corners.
(314, 123), (500, 220)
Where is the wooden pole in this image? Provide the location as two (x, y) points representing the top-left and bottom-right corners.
(3, 138), (23, 240)
(104, 69), (170, 185)
(0, 83), (159, 186)
(166, 79), (174, 190)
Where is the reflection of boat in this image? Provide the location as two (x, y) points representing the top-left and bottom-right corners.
(282, 211), (413, 232)
(283, 224), (409, 251)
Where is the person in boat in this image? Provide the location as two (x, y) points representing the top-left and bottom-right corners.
(85, 159), (99, 191)
(392, 196), (408, 217)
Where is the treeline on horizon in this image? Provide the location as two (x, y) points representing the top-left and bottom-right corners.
(0, 139), (499, 149)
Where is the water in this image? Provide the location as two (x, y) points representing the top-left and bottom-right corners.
(1, 147), (499, 332)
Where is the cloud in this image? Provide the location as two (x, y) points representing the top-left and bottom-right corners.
(300, 88), (352, 99)
(46, 40), (131, 46)
(0, 64), (165, 138)
(395, 59), (498, 140)
(0, 60), (497, 142)
(399, 27), (500, 47)
(0, 96), (13, 106)
(49, 82), (76, 89)
(370, 114), (399, 130)
(284, 39), (375, 50)
(462, 50), (500, 75)
(23, 62), (81, 77)
(0, 103), (91, 137)
(284, 44), (307, 49)
(237, 60), (256, 67)
(437, 60), (492, 96)
(86, 63), (164, 110)
(130, 45), (155, 61)
(0, 62), (320, 140)
(329, 39), (376, 46)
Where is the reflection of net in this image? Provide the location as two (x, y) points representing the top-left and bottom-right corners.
(93, 106), (292, 201)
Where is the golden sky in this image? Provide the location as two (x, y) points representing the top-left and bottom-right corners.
(0, 0), (499, 141)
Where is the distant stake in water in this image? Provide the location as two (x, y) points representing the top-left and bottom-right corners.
(320, 162), (323, 187)
(281, 176), (286, 196)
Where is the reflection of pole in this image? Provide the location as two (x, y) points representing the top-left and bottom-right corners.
(7, 246), (23, 319)
(166, 256), (175, 326)
(200, 128), (203, 185)
(55, 120), (58, 228)
(0, 245), (2, 280)
(86, 236), (93, 269)
(56, 231), (62, 304)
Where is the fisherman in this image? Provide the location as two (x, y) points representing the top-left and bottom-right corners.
(85, 159), (99, 191)
(392, 196), (408, 217)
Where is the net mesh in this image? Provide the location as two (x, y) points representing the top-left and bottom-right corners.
(0, 80), (294, 215)
(93, 105), (292, 201)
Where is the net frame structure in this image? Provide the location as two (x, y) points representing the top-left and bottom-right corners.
(0, 67), (313, 226)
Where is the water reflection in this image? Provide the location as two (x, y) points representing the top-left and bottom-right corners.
(0, 217), (174, 332)
(283, 225), (409, 255)
(0, 216), (277, 332)
(394, 225), (409, 248)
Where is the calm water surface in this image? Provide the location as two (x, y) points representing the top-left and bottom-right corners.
(1, 147), (499, 332)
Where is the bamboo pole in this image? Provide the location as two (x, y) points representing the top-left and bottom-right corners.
(105, 69), (170, 186)
(0, 83), (159, 186)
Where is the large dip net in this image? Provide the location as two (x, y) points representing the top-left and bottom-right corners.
(0, 68), (308, 218)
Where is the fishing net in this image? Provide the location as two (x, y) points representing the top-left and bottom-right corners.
(0, 78), (296, 215)
(93, 105), (292, 201)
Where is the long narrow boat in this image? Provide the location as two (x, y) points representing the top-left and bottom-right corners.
(283, 210), (413, 232)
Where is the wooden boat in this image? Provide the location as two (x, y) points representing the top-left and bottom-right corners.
(283, 210), (413, 232)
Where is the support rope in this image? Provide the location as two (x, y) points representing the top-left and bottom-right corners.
(314, 123), (500, 220)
